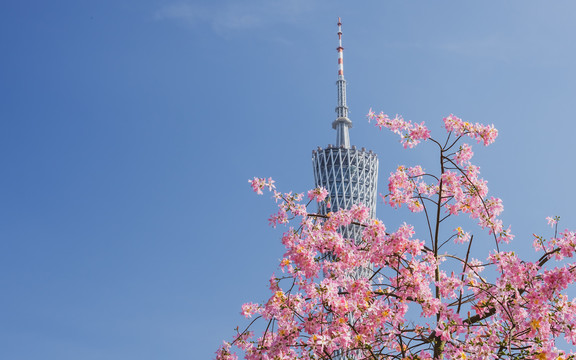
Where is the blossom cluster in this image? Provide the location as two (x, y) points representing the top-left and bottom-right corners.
(440, 167), (513, 243)
(384, 152), (512, 243)
(367, 109), (431, 148)
(223, 175), (576, 359)
(307, 187), (329, 203)
(219, 192), (442, 359)
(443, 114), (498, 146)
(248, 177), (275, 195)
(453, 143), (474, 166)
(385, 165), (437, 212)
(220, 115), (576, 360)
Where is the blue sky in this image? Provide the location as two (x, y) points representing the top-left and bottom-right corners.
(2, 1), (576, 359)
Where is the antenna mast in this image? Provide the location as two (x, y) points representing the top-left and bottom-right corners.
(332, 17), (352, 148)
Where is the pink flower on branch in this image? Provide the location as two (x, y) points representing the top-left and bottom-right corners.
(367, 110), (430, 148)
(215, 342), (237, 360)
(248, 177), (275, 195)
(240, 302), (260, 318)
(454, 226), (471, 244)
(443, 114), (498, 146)
(307, 187), (329, 202)
(453, 143), (474, 166)
(385, 165), (434, 212)
(268, 209), (288, 228)
(546, 215), (559, 227)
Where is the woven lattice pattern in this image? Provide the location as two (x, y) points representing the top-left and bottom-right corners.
(312, 146), (379, 271)
(312, 145), (378, 218)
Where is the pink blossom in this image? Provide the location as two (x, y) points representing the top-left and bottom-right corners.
(443, 114), (498, 146)
(367, 111), (430, 148)
(454, 143), (474, 165)
(268, 209), (288, 228)
(546, 215), (559, 227)
(307, 187), (329, 202)
(240, 302), (260, 318)
(215, 342), (238, 360)
(454, 226), (471, 243)
(248, 177), (275, 195)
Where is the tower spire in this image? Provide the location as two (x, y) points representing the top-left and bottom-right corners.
(332, 17), (352, 148)
(337, 17), (345, 79)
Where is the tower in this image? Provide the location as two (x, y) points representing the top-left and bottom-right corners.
(311, 20), (379, 360)
(312, 19), (379, 250)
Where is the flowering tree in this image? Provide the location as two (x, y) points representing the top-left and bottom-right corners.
(217, 112), (576, 360)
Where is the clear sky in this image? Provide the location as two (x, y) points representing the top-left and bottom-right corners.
(2, 1), (576, 359)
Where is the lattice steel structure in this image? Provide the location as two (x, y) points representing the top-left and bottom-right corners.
(311, 18), (379, 265)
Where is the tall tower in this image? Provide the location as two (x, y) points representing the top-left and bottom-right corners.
(312, 19), (379, 248)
